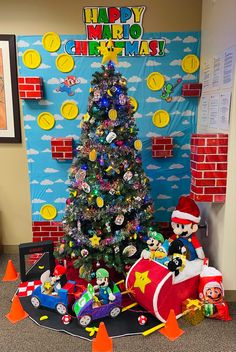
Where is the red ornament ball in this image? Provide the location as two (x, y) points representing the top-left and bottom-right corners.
(61, 314), (72, 325)
(138, 315), (147, 325)
(125, 264), (131, 272)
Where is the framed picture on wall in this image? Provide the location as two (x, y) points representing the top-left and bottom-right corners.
(0, 34), (21, 143)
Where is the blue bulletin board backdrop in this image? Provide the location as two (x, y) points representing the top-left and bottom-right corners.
(17, 32), (200, 222)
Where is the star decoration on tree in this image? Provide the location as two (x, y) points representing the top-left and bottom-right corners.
(98, 38), (122, 65)
(134, 270), (151, 294)
(90, 234), (101, 247)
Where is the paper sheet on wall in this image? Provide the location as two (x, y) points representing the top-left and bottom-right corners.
(209, 94), (220, 129)
(200, 96), (209, 128)
(212, 54), (222, 90)
(218, 92), (231, 130)
(202, 59), (212, 92)
(223, 46), (235, 88)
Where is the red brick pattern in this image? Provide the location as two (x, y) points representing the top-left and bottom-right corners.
(32, 221), (64, 244)
(152, 137), (173, 158)
(182, 83), (202, 98)
(190, 134), (228, 203)
(18, 77), (43, 100)
(51, 137), (73, 160)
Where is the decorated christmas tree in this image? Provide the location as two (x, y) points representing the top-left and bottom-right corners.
(55, 40), (154, 279)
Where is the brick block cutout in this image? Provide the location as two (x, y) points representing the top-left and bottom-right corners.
(51, 137), (74, 160)
(18, 77), (43, 100)
(190, 134), (228, 203)
(152, 137), (173, 158)
(182, 83), (202, 98)
(32, 221), (64, 244)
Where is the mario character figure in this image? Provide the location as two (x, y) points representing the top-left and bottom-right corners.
(141, 231), (165, 260)
(51, 265), (67, 294)
(56, 76), (80, 96)
(95, 268), (116, 305)
(199, 265), (231, 321)
(154, 239), (170, 266)
(170, 196), (205, 261)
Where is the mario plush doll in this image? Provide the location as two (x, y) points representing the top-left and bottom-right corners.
(170, 196), (205, 261)
(51, 265), (67, 293)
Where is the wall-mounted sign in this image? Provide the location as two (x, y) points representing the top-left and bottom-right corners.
(65, 6), (165, 57)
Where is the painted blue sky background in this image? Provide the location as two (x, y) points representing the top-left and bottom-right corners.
(17, 31), (200, 222)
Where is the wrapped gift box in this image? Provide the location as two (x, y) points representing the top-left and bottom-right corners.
(182, 298), (204, 325)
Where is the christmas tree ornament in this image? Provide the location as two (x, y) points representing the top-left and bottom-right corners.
(106, 131), (117, 143)
(108, 109), (117, 121)
(98, 38), (123, 65)
(115, 214), (124, 226)
(123, 171), (133, 181)
(90, 234), (101, 247)
(119, 93), (127, 105)
(93, 87), (101, 101)
(96, 261), (101, 267)
(81, 249), (89, 257)
(75, 169), (86, 180)
(82, 182), (90, 193)
(96, 197), (104, 208)
(83, 112), (91, 121)
(114, 246), (120, 254)
(77, 220), (81, 231)
(119, 78), (127, 86)
(69, 241), (73, 247)
(134, 139), (143, 151)
(122, 245), (137, 257)
(89, 149), (97, 161)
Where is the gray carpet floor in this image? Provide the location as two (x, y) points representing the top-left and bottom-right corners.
(1, 254), (236, 352)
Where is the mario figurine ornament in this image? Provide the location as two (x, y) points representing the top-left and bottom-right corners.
(170, 196), (205, 261)
(51, 265), (67, 294)
(199, 265), (231, 321)
(95, 268), (116, 305)
(141, 231), (165, 260)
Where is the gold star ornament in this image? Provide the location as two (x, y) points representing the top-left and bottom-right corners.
(98, 38), (122, 65)
(134, 270), (151, 294)
(90, 234), (101, 247)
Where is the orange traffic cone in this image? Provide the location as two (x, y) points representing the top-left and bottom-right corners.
(92, 322), (112, 352)
(2, 260), (19, 281)
(6, 295), (28, 323)
(159, 309), (184, 341)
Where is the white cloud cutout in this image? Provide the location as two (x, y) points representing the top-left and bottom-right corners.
(182, 175), (190, 179)
(183, 35), (198, 43)
(17, 40), (29, 47)
(148, 177), (154, 182)
(24, 114), (36, 121)
(55, 124), (64, 129)
(170, 131), (185, 137)
(156, 176), (166, 180)
(24, 125), (31, 130)
(32, 198), (46, 203)
(182, 153), (189, 158)
(129, 86), (137, 92)
(181, 144), (190, 150)
(170, 59), (182, 66)
(165, 48), (170, 54)
(66, 134), (79, 140)
(33, 40), (42, 45)
(171, 184), (179, 189)
(182, 120), (190, 125)
(147, 164), (160, 170)
(38, 63), (51, 69)
(31, 180), (39, 184)
(91, 62), (101, 68)
(163, 37), (171, 44)
(174, 144), (180, 149)
(47, 77), (61, 84)
(117, 61), (131, 68)
(27, 148), (39, 155)
(167, 206), (176, 212)
(28, 158), (35, 163)
(33, 211), (41, 215)
(172, 36), (182, 42)
(50, 52), (58, 56)
(44, 168), (59, 173)
(146, 132), (162, 138)
(41, 179), (54, 185)
(41, 135), (52, 140)
(38, 99), (54, 105)
(157, 207), (166, 211)
(46, 189), (53, 193)
(18, 51), (23, 57)
(134, 112), (143, 118)
(157, 194), (171, 199)
(182, 109), (196, 117)
(169, 163), (184, 169)
(183, 74), (197, 81)
(171, 110), (181, 115)
(54, 114), (64, 120)
(164, 75), (171, 81)
(54, 197), (67, 203)
(146, 97), (161, 103)
(171, 96), (185, 102)
(184, 47), (192, 52)
(42, 148), (51, 153)
(78, 77), (88, 84)
(55, 179), (64, 183)
(172, 74), (182, 79)
(146, 60), (162, 67)
(167, 175), (180, 181)
(74, 87), (82, 93)
(58, 210), (65, 214)
(65, 180), (71, 185)
(128, 76), (142, 83)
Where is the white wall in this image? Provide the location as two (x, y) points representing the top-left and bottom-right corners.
(200, 0), (236, 290)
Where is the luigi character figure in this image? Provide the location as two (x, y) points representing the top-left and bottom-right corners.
(141, 231), (165, 260)
(95, 268), (116, 305)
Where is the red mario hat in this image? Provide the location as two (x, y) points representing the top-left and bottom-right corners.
(171, 196), (201, 224)
(53, 265), (66, 276)
(198, 265), (224, 299)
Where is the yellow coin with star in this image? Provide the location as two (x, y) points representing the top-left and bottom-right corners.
(56, 53), (74, 73)
(129, 97), (138, 112)
(42, 32), (61, 52)
(61, 101), (79, 120)
(152, 110), (170, 128)
(134, 139), (142, 151)
(40, 204), (57, 220)
(37, 112), (55, 130)
(23, 49), (41, 69)
(108, 109), (117, 121)
(182, 54), (200, 73)
(147, 72), (165, 91)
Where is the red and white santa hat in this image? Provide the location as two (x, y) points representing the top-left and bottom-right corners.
(199, 265), (224, 299)
(171, 196), (201, 224)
